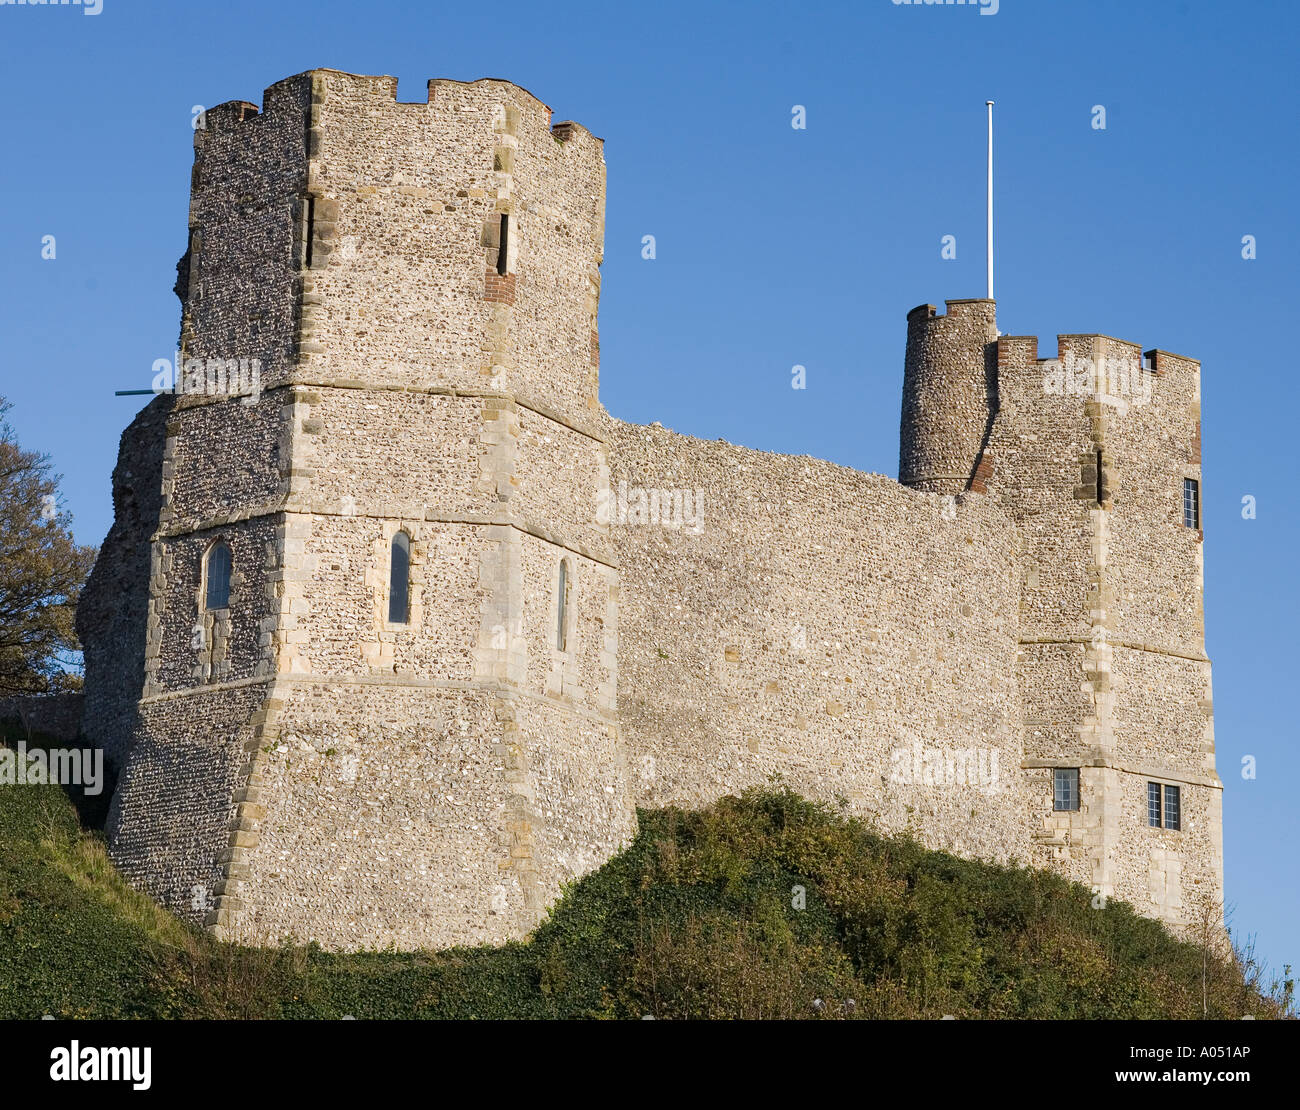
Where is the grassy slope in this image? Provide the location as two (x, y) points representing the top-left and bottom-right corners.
(0, 736), (1291, 1019)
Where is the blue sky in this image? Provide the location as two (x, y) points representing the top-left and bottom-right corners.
(1, 0), (1295, 983)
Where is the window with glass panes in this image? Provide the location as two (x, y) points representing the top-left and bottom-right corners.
(1053, 768), (1079, 811)
(1183, 478), (1200, 529)
(1148, 782), (1181, 830)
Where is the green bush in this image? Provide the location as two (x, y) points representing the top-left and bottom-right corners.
(0, 746), (1291, 1019)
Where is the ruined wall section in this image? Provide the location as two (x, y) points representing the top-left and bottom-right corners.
(609, 421), (1034, 864)
(76, 396), (172, 768)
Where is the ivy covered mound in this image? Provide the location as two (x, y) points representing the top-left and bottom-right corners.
(0, 742), (1289, 1019)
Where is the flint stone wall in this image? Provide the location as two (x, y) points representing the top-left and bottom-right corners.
(607, 419), (1039, 865)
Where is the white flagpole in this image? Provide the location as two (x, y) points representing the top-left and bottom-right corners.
(986, 100), (994, 302)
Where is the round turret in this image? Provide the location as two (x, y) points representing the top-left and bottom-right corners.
(898, 299), (999, 493)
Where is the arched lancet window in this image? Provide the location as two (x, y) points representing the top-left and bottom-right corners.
(205, 541), (232, 610)
(389, 532), (411, 625)
(556, 558), (570, 651)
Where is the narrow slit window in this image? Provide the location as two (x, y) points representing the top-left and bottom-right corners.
(1095, 446), (1107, 504)
(1053, 768), (1079, 812)
(1182, 478), (1199, 529)
(555, 558), (569, 651)
(497, 214), (510, 276)
(205, 541), (232, 611)
(302, 195), (315, 269)
(388, 532), (410, 625)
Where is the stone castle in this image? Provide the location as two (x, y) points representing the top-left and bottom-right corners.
(75, 70), (1222, 951)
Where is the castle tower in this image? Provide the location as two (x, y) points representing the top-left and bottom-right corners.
(898, 301), (1222, 927)
(79, 80), (1221, 949)
(104, 70), (634, 950)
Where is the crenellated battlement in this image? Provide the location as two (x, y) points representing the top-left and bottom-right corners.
(991, 332), (1201, 423)
(197, 70), (600, 149)
(998, 333), (1200, 375)
(199, 100), (261, 133)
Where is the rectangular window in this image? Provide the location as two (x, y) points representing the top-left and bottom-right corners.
(1148, 781), (1181, 830)
(388, 533), (410, 625)
(1053, 768), (1079, 812)
(1183, 478), (1199, 529)
(1163, 784), (1181, 831)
